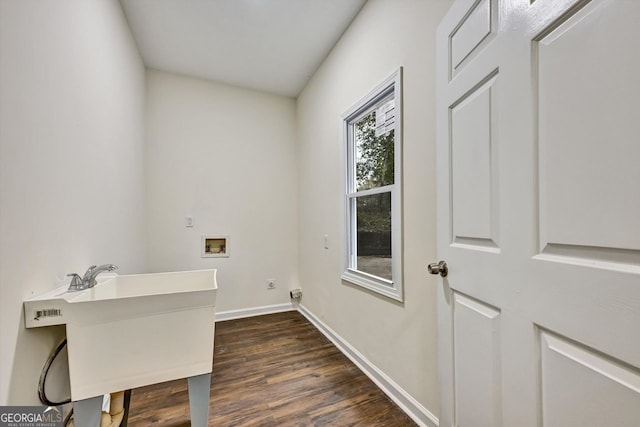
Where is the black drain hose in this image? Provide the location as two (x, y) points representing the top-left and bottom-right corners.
(38, 338), (71, 407)
(63, 409), (74, 426)
(39, 338), (130, 426)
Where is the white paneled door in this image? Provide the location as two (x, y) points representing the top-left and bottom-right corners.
(435, 0), (640, 426)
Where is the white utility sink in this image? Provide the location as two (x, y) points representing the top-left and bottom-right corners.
(24, 269), (217, 426)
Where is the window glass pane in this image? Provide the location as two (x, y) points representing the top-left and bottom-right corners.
(354, 112), (394, 191)
(356, 192), (392, 281)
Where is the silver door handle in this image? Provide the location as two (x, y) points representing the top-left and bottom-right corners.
(428, 260), (448, 277)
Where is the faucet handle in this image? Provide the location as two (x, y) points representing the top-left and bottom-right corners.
(82, 265), (97, 280)
(66, 273), (84, 292)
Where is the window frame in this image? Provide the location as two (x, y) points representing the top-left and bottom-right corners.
(341, 68), (403, 302)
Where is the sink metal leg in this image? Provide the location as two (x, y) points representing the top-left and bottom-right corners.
(120, 389), (132, 427)
(187, 373), (211, 427)
(73, 395), (102, 427)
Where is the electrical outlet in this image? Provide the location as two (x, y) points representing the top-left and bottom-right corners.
(266, 279), (277, 290)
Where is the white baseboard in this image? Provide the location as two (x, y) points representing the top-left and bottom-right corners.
(297, 304), (439, 427)
(215, 303), (295, 322)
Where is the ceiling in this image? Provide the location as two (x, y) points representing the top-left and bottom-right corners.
(120, 0), (367, 98)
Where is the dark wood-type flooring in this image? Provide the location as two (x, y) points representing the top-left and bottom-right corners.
(127, 311), (416, 426)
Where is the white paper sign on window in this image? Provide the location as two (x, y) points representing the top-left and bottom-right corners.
(375, 99), (395, 137)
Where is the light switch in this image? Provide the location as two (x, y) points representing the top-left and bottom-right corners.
(324, 234), (329, 249)
(185, 215), (194, 227)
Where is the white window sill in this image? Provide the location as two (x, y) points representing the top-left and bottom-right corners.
(341, 269), (403, 302)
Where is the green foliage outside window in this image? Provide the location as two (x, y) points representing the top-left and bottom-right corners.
(354, 113), (394, 235)
(355, 113), (395, 191)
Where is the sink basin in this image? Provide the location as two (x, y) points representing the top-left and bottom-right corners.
(24, 269), (217, 402)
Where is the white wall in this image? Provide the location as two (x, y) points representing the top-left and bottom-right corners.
(296, 0), (452, 418)
(0, 0), (146, 404)
(145, 70), (298, 313)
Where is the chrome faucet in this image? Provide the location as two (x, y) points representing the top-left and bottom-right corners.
(66, 264), (119, 292)
(82, 264), (118, 288)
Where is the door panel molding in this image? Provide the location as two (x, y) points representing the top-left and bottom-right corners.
(534, 0), (640, 261)
(449, 0), (498, 80)
(535, 243), (640, 275)
(453, 292), (502, 427)
(449, 70), (500, 251)
(540, 330), (640, 427)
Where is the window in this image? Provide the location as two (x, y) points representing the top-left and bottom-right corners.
(342, 68), (403, 301)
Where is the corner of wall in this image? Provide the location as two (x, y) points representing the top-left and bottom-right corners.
(0, 0), (146, 404)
